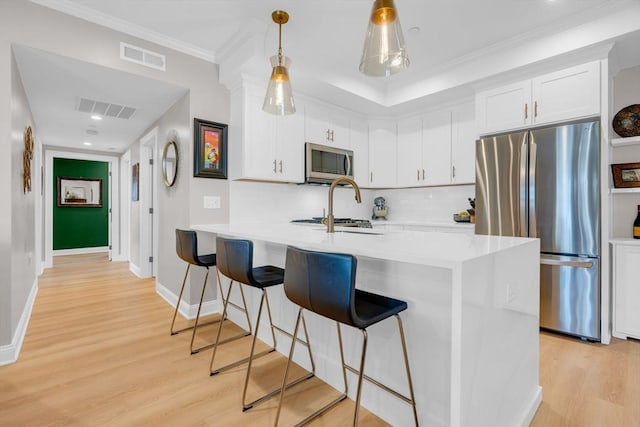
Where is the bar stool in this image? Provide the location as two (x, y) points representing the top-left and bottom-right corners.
(172, 229), (250, 354)
(274, 246), (419, 427)
(211, 237), (315, 412)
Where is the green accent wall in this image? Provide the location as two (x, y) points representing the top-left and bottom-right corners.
(53, 158), (109, 250)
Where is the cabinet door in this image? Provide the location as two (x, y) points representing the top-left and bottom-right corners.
(369, 120), (397, 187)
(451, 102), (476, 184)
(350, 118), (369, 186)
(276, 110), (305, 183)
(475, 81), (532, 135)
(304, 103), (350, 148)
(243, 90), (276, 180)
(614, 244), (640, 339)
(532, 61), (600, 125)
(396, 116), (423, 187)
(422, 110), (451, 186)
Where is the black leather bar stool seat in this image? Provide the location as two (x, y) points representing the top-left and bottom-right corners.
(172, 229), (251, 355)
(211, 237), (315, 412)
(275, 246), (419, 427)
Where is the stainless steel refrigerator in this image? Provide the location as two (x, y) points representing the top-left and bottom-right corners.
(475, 119), (600, 340)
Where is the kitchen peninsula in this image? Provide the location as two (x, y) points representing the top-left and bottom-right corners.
(192, 223), (541, 427)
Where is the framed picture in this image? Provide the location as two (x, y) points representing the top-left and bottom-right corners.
(57, 177), (102, 207)
(193, 118), (227, 179)
(132, 163), (139, 201)
(611, 162), (640, 188)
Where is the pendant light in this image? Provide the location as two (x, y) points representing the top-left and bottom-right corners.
(263, 10), (295, 115)
(359, 0), (409, 77)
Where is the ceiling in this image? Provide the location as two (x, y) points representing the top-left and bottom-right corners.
(19, 0), (640, 153)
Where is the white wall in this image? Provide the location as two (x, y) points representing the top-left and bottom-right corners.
(611, 65), (640, 238)
(0, 0), (230, 351)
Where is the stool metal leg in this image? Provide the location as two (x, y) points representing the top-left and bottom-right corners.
(274, 309), (348, 427)
(242, 289), (315, 411)
(396, 314), (419, 427)
(190, 267), (220, 354)
(353, 329), (368, 427)
(209, 278), (255, 375)
(171, 264), (223, 338)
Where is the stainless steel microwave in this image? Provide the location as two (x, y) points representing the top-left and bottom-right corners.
(305, 143), (354, 184)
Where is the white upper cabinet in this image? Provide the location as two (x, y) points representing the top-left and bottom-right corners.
(231, 82), (304, 183)
(476, 81), (531, 135)
(396, 116), (423, 187)
(304, 102), (350, 149)
(422, 109), (452, 186)
(476, 61), (601, 135)
(369, 120), (397, 187)
(451, 102), (476, 184)
(531, 61), (600, 125)
(350, 118), (370, 187)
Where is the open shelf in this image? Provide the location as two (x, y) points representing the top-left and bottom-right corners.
(610, 187), (640, 194)
(611, 135), (640, 147)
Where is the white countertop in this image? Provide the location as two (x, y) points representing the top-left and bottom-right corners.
(191, 223), (534, 269)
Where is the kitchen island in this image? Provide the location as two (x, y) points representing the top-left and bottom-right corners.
(192, 223), (541, 427)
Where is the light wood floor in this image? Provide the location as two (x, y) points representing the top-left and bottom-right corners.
(1, 255), (639, 426)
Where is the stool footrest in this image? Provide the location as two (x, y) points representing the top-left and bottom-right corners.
(193, 330), (251, 355)
(294, 393), (348, 427)
(210, 347), (275, 375)
(243, 371), (315, 411)
(344, 363), (414, 405)
(171, 317), (223, 336)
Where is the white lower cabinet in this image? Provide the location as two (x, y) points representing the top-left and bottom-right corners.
(611, 240), (640, 340)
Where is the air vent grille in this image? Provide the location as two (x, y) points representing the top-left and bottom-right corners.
(120, 42), (166, 71)
(77, 97), (137, 120)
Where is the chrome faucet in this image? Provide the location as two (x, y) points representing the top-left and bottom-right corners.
(326, 176), (362, 233)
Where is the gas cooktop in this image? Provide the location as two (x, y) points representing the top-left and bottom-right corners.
(291, 217), (372, 228)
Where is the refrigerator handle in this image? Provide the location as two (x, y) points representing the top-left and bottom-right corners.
(519, 138), (528, 237)
(540, 258), (594, 269)
(529, 139), (537, 238)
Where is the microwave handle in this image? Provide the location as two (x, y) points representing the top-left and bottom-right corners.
(344, 153), (352, 176)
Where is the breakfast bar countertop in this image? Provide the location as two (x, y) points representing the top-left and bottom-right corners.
(192, 222), (531, 270)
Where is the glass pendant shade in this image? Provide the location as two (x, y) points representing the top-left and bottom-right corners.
(263, 55), (296, 115)
(359, 0), (409, 77)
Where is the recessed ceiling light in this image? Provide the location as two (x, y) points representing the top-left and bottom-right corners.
(83, 142), (92, 146)
(91, 115), (103, 121)
(408, 26), (421, 35)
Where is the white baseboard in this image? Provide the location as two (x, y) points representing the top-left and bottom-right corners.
(0, 278), (39, 366)
(53, 246), (109, 256)
(520, 386), (543, 427)
(156, 280), (219, 320)
(129, 262), (142, 278)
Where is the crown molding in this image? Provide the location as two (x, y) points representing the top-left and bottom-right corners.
(30, 0), (216, 63)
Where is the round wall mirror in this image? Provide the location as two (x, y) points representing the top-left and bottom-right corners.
(162, 140), (178, 187)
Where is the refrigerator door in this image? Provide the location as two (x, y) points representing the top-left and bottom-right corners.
(475, 131), (528, 237)
(529, 121), (600, 255)
(540, 254), (600, 340)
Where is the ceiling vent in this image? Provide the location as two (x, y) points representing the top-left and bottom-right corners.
(77, 97), (137, 120)
(120, 42), (166, 71)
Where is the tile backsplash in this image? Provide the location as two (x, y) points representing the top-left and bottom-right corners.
(230, 181), (475, 223)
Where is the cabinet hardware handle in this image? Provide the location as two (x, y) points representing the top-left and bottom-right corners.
(534, 101), (538, 118)
(370, 172), (373, 182)
(279, 160), (283, 173)
(452, 165), (456, 178)
(330, 130), (334, 141)
(524, 103), (528, 119)
(326, 129), (330, 141)
(273, 160), (277, 173)
(417, 169), (420, 180)
(422, 169), (425, 180)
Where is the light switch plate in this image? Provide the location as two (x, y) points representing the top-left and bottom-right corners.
(204, 196), (221, 209)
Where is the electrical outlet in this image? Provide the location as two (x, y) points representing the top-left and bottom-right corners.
(204, 196), (221, 209)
